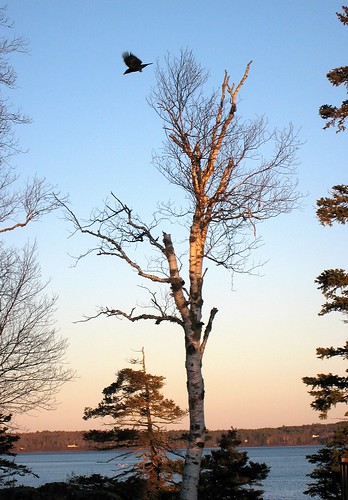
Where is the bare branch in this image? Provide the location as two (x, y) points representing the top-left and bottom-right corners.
(200, 307), (218, 357)
(59, 197), (170, 284)
(77, 305), (183, 327)
(0, 243), (74, 413)
(149, 52), (300, 272)
(0, 177), (63, 233)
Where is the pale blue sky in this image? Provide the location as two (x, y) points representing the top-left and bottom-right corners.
(5, 1), (347, 431)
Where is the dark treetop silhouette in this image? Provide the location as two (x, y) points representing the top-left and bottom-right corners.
(122, 51), (152, 74)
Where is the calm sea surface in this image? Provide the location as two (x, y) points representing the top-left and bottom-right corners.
(13, 446), (319, 499)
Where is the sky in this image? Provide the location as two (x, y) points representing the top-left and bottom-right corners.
(3, 0), (347, 432)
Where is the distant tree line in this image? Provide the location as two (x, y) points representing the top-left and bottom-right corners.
(13, 422), (344, 454)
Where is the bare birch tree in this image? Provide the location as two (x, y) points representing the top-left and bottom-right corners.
(64, 50), (300, 499)
(0, 7), (72, 414)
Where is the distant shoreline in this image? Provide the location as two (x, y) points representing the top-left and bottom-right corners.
(13, 421), (346, 454)
(15, 443), (322, 454)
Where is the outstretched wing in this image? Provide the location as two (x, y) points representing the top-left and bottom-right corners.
(122, 52), (142, 70)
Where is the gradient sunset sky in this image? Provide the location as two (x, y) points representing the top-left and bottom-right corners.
(5, 0), (347, 432)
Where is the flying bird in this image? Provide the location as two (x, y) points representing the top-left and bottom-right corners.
(122, 52), (152, 74)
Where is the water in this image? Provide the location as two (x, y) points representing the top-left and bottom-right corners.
(247, 446), (318, 499)
(12, 446), (319, 499)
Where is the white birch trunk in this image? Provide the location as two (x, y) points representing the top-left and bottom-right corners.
(180, 338), (205, 500)
(163, 231), (207, 499)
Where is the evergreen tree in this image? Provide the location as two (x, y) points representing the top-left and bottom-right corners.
(319, 6), (348, 132)
(303, 71), (348, 494)
(0, 414), (34, 487)
(302, 266), (348, 417)
(198, 428), (270, 499)
(303, 11), (348, 496)
(303, 191), (348, 496)
(304, 424), (348, 499)
(83, 349), (185, 499)
(316, 185), (348, 227)
(302, 185), (348, 419)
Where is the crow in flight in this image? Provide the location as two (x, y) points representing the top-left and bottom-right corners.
(122, 52), (152, 74)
